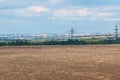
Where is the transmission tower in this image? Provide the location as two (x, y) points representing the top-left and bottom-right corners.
(70, 27), (74, 40)
(115, 25), (119, 40)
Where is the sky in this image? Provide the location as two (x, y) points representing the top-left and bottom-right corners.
(0, 0), (120, 34)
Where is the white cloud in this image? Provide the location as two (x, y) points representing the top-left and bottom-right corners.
(27, 6), (49, 13)
(0, 5), (120, 21)
(90, 12), (114, 21)
(52, 6), (120, 21)
(13, 6), (50, 16)
(76, 9), (89, 16)
(54, 9), (72, 16)
(53, 8), (89, 17)
(0, 5), (50, 17)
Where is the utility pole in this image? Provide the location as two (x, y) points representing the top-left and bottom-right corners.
(115, 25), (119, 40)
(70, 27), (75, 41)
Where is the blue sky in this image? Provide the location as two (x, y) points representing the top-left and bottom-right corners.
(0, 0), (120, 34)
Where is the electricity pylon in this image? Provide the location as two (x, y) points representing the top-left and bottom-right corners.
(115, 25), (119, 40)
(70, 27), (74, 41)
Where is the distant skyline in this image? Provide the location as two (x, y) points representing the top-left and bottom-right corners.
(0, 0), (120, 34)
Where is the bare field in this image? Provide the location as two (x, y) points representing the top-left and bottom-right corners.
(0, 45), (120, 80)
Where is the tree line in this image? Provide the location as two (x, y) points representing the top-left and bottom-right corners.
(0, 39), (120, 46)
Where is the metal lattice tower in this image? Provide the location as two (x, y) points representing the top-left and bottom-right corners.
(115, 25), (119, 40)
(70, 27), (74, 40)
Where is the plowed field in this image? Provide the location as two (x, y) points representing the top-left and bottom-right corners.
(0, 45), (120, 80)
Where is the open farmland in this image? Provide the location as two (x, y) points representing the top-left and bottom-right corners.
(0, 45), (120, 80)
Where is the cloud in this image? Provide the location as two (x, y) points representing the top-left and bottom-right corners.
(0, 4), (120, 22)
(90, 12), (113, 21)
(52, 8), (89, 21)
(16, 6), (50, 16)
(53, 8), (88, 17)
(26, 6), (49, 13)
(0, 6), (50, 16)
(52, 6), (120, 21)
(52, 8), (91, 20)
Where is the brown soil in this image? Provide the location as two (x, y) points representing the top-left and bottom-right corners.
(0, 45), (120, 80)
